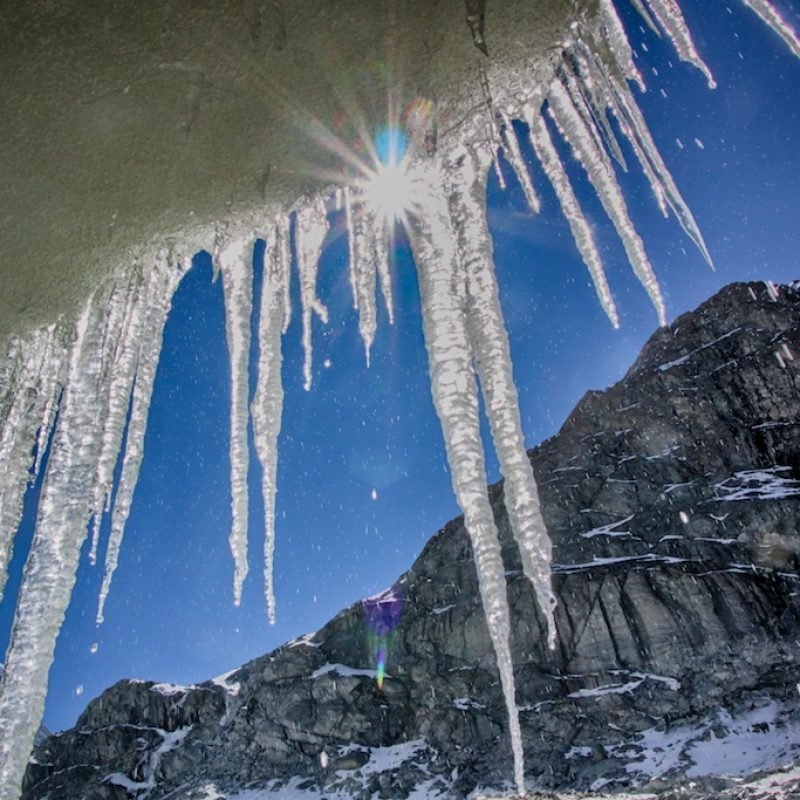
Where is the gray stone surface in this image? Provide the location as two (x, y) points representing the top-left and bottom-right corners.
(23, 280), (800, 798)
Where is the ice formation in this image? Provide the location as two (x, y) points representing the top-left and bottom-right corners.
(0, 250), (189, 797)
(295, 200), (331, 391)
(345, 187), (395, 364)
(1, 0), (798, 797)
(742, 0), (800, 56)
(407, 146), (552, 791)
(217, 239), (255, 607)
(252, 218), (292, 625)
(96, 258), (190, 624)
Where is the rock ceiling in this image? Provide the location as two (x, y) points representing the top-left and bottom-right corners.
(0, 0), (574, 343)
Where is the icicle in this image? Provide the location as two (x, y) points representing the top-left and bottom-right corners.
(374, 215), (395, 326)
(600, 60), (714, 267)
(573, 43), (669, 218)
(547, 78), (667, 324)
(499, 113), (541, 214)
(448, 143), (558, 649)
(525, 108), (619, 327)
(97, 254), (188, 624)
(0, 328), (66, 606)
(567, 46), (630, 170)
(0, 298), (107, 800)
(343, 187), (360, 310)
(465, 0), (489, 56)
(219, 239), (254, 607)
(211, 233), (223, 283)
(0, 340), (19, 422)
(276, 217), (293, 335)
(96, 281), (132, 389)
(32, 332), (66, 480)
(0, 341), (40, 490)
(295, 199), (330, 390)
(643, 0), (716, 87)
(571, 41), (688, 240)
(350, 199), (379, 363)
(492, 147), (507, 190)
(88, 273), (147, 565)
(740, 0), (800, 59)
(408, 157), (527, 797)
(631, 0), (663, 36)
(561, 65), (618, 172)
(599, 0), (646, 90)
(346, 194), (395, 362)
(252, 219), (289, 625)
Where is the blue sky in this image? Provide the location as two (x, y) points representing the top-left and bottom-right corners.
(2, 0), (799, 733)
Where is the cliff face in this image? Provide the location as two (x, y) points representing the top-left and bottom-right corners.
(24, 281), (800, 799)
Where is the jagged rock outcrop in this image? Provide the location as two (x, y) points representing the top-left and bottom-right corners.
(24, 281), (800, 798)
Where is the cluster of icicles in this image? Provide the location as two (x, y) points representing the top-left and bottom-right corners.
(1, 0), (798, 797)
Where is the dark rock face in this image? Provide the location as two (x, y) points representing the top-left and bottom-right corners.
(24, 281), (800, 799)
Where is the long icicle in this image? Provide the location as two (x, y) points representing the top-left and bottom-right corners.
(408, 157), (527, 796)
(374, 214), (395, 326)
(565, 52), (630, 171)
(219, 239), (255, 606)
(0, 299), (106, 800)
(547, 77), (667, 324)
(524, 106), (619, 327)
(0, 327), (66, 605)
(599, 57), (715, 267)
(739, 0), (800, 58)
(88, 271), (147, 565)
(573, 41), (669, 217)
(32, 329), (67, 480)
(350, 199), (379, 363)
(630, 0), (662, 35)
(0, 340), (44, 503)
(599, 0), (645, 90)
(499, 113), (541, 214)
(97, 253), (188, 624)
(343, 187), (360, 310)
(295, 199), (330, 390)
(561, 61), (622, 171)
(448, 143), (558, 649)
(252, 218), (290, 625)
(642, 0), (717, 87)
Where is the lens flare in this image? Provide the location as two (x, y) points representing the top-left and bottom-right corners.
(362, 587), (404, 690)
(376, 647), (387, 689)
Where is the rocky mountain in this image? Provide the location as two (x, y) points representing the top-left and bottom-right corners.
(23, 281), (800, 799)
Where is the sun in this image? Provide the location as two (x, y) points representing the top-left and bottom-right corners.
(355, 124), (418, 225)
(360, 159), (415, 224)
